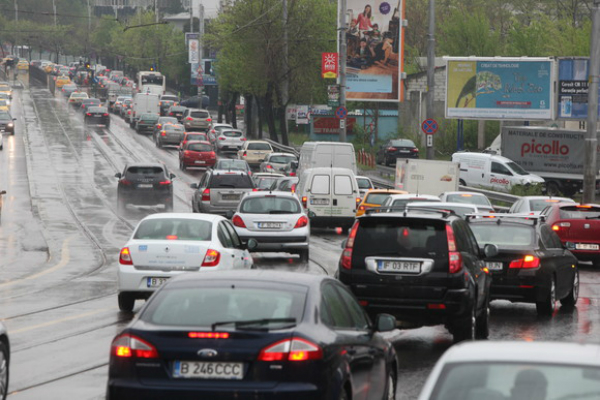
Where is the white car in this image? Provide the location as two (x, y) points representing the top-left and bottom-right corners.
(216, 129), (246, 152)
(509, 195), (576, 215)
(231, 192), (310, 263)
(418, 341), (600, 400)
(259, 152), (298, 174)
(252, 172), (285, 190)
(381, 194), (441, 210)
(356, 175), (374, 199)
(439, 191), (495, 213)
(117, 213), (255, 311)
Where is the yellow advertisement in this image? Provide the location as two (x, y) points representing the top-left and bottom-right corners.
(447, 60), (476, 109)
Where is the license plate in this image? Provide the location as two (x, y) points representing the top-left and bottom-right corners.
(311, 198), (329, 206)
(222, 194), (240, 201)
(195, 160), (206, 164)
(259, 222), (282, 229)
(147, 277), (169, 288)
(485, 261), (503, 271)
(576, 243), (599, 250)
(138, 184), (153, 188)
(94, 114), (102, 117)
(399, 150), (409, 153)
(377, 260), (421, 273)
(173, 361), (244, 380)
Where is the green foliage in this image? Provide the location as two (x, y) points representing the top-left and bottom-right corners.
(438, 7), (501, 56)
(510, 184), (543, 196)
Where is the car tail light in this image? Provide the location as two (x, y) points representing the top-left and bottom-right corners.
(294, 216), (308, 228)
(356, 197), (361, 206)
(552, 222), (571, 231)
(341, 221), (359, 269)
(291, 184), (296, 192)
(202, 249), (221, 267)
(258, 338), (323, 362)
(161, 131), (166, 136)
(290, 172), (296, 177)
(86, 113), (91, 116)
(232, 215), (246, 228)
(169, 112), (174, 116)
(188, 332), (230, 339)
(446, 225), (462, 274)
(206, 118), (212, 122)
(119, 179), (132, 186)
(243, 151), (247, 157)
(266, 164), (273, 169)
(159, 180), (171, 185)
(218, 137), (225, 140)
(509, 255), (541, 269)
(184, 150), (191, 156)
(202, 188), (210, 201)
(186, 117), (193, 121)
(119, 247), (133, 265)
(241, 137), (247, 141)
(411, 148), (419, 152)
(159, 101), (162, 106)
(103, 113), (109, 116)
(127, 110), (131, 115)
(210, 152), (216, 158)
(301, 196), (307, 208)
(387, 147), (396, 151)
(359, 205), (366, 211)
(112, 334), (158, 359)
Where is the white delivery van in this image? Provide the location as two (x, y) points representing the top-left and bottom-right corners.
(297, 142), (356, 177)
(395, 159), (459, 196)
(451, 152), (545, 193)
(131, 92), (160, 128)
(296, 167), (360, 230)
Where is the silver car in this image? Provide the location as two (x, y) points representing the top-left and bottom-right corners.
(216, 129), (246, 152)
(259, 152), (298, 174)
(231, 192), (310, 263)
(190, 170), (255, 216)
(155, 124), (185, 148)
(182, 108), (212, 131)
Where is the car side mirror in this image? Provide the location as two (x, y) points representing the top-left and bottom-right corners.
(190, 183), (198, 189)
(483, 243), (499, 258)
(375, 314), (396, 332)
(225, 210), (234, 219)
(114, 172), (122, 178)
(170, 173), (176, 179)
(246, 238), (258, 251)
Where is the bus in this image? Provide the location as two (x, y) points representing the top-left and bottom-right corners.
(137, 71), (165, 95)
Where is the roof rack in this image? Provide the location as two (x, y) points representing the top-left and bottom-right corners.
(465, 213), (546, 225)
(364, 206), (455, 218)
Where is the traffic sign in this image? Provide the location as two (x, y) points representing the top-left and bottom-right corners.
(339, 118), (346, 129)
(335, 106), (348, 119)
(421, 118), (438, 135)
(426, 134), (433, 147)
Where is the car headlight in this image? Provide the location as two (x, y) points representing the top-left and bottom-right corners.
(7, 123), (13, 127)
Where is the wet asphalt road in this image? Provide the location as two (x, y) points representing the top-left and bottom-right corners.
(1, 79), (600, 399)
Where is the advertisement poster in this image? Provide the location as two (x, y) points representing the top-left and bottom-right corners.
(322, 53), (338, 79)
(188, 39), (199, 64)
(445, 58), (554, 120)
(343, 0), (404, 101)
(557, 58), (600, 119)
(296, 105), (309, 124)
(313, 117), (356, 134)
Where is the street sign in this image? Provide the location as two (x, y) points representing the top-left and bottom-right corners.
(335, 106), (348, 119)
(421, 118), (438, 135)
(426, 134), (433, 147)
(339, 118), (346, 130)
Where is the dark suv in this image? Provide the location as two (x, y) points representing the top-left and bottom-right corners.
(115, 163), (175, 213)
(337, 208), (498, 342)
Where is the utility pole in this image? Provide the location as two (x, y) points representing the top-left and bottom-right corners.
(189, 0), (194, 33)
(425, 0), (435, 160)
(281, 0), (289, 143)
(155, 0), (159, 24)
(52, 0), (57, 26)
(339, 0), (347, 142)
(583, 0), (600, 203)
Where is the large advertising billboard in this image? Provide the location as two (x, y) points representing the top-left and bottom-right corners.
(343, 0), (404, 102)
(557, 58), (600, 119)
(445, 57), (554, 120)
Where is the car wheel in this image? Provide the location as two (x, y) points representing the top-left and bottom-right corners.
(298, 249), (309, 264)
(452, 304), (476, 343)
(180, 162), (186, 171)
(459, 179), (466, 187)
(0, 340), (8, 400)
(384, 367), (396, 400)
(536, 276), (556, 316)
(560, 268), (579, 307)
(475, 295), (490, 339)
(118, 293), (135, 312)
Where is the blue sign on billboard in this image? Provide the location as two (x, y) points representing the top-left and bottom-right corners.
(557, 58), (600, 119)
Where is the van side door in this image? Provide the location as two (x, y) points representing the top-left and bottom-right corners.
(490, 161), (513, 192)
(333, 173), (358, 217)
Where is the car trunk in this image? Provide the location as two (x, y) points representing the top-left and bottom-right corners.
(240, 214), (296, 233)
(128, 240), (209, 271)
(185, 150), (216, 166)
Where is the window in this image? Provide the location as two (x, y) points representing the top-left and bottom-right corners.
(187, 143), (213, 152)
(125, 166), (165, 179)
(134, 219), (212, 241)
(491, 162), (512, 176)
(247, 143), (272, 150)
(240, 196), (300, 214)
(335, 285), (370, 329)
(470, 224), (534, 249)
(190, 111), (209, 118)
(334, 175), (353, 195)
(223, 131), (243, 137)
(321, 284), (354, 329)
(217, 222), (234, 248)
(209, 174), (254, 189)
(223, 221), (243, 249)
(311, 175), (330, 195)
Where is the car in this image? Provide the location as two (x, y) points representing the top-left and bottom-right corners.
(107, 270), (398, 400)
(179, 140), (217, 170)
(439, 191), (495, 213)
(0, 100), (8, 112)
(407, 201), (479, 219)
(153, 116), (179, 138)
(259, 152), (297, 174)
(17, 59), (29, 70)
(111, 95), (131, 114)
(0, 321), (9, 400)
(251, 172), (285, 190)
(418, 341), (600, 400)
(55, 75), (71, 88)
(61, 83), (78, 98)
(377, 138), (419, 166)
(338, 208), (498, 342)
(381, 193), (441, 209)
(0, 85), (12, 99)
(180, 131), (209, 148)
(179, 94), (209, 108)
(115, 163), (175, 213)
(356, 189), (408, 217)
(269, 176), (299, 192)
(213, 158), (252, 175)
(190, 170), (255, 216)
(356, 175), (374, 198)
(68, 91), (89, 107)
(115, 213), (255, 311)
(84, 106), (110, 127)
(0, 131), (3, 150)
(509, 195), (576, 215)
(0, 93), (9, 107)
(182, 108), (212, 131)
(207, 122), (233, 143)
(0, 111), (15, 134)
(166, 105), (187, 122)
(158, 94), (179, 116)
(469, 214), (579, 315)
(155, 124), (185, 148)
(134, 113), (160, 135)
(119, 98), (133, 121)
(216, 129), (246, 152)
(542, 203), (600, 266)
(80, 98), (102, 114)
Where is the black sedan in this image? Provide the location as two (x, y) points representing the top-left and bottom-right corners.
(376, 139), (419, 166)
(79, 98), (102, 114)
(106, 271), (398, 400)
(468, 215), (579, 316)
(84, 106), (110, 127)
(0, 111), (15, 134)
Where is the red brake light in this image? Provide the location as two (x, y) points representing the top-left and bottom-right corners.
(166, 235), (178, 240)
(509, 255), (541, 269)
(294, 215), (308, 228)
(186, 117), (193, 121)
(119, 247), (133, 265)
(359, 205), (365, 211)
(157, 124), (162, 129)
(219, 137), (225, 140)
(103, 113), (109, 116)
(266, 165), (273, 169)
(243, 151), (247, 157)
(161, 131), (166, 136)
(446, 225), (462, 274)
(240, 137), (247, 141)
(553, 222), (570, 231)
(183, 150), (191, 156)
(232, 215), (246, 228)
(202, 249), (221, 267)
(159, 180), (171, 185)
(201, 188), (210, 201)
(387, 147), (396, 151)
(341, 221), (360, 269)
(188, 332), (230, 339)
(120, 179), (132, 186)
(86, 113), (91, 116)
(206, 118), (212, 122)
(169, 112), (174, 116)
(258, 338), (322, 362)
(112, 334), (158, 359)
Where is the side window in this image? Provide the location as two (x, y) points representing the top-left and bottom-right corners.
(320, 299), (334, 327)
(311, 175), (330, 195)
(540, 225), (554, 249)
(463, 223), (482, 255)
(510, 199), (521, 213)
(224, 221), (242, 248)
(217, 222), (234, 248)
(334, 175), (353, 195)
(549, 229), (565, 249)
(334, 285), (370, 330)
(453, 221), (477, 256)
(491, 162), (512, 176)
(321, 283), (353, 329)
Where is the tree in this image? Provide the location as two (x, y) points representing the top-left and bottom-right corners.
(438, 7), (501, 57)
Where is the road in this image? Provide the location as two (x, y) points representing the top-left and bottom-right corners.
(1, 79), (600, 400)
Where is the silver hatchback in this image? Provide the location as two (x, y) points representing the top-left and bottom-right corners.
(216, 129), (246, 151)
(190, 170), (255, 216)
(182, 108), (212, 131)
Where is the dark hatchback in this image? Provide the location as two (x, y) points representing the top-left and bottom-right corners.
(167, 105), (187, 122)
(468, 215), (579, 316)
(80, 98), (102, 114)
(106, 271), (398, 400)
(84, 106), (110, 127)
(338, 209), (498, 342)
(115, 164), (175, 213)
(135, 113), (160, 135)
(376, 139), (419, 166)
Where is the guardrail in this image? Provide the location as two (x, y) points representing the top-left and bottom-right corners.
(264, 139), (299, 157)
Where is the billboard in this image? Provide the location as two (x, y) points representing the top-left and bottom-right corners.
(314, 117), (357, 134)
(557, 58), (600, 119)
(342, 0), (404, 102)
(322, 53), (338, 79)
(445, 57), (554, 120)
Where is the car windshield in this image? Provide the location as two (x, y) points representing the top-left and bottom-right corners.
(559, 206), (600, 219)
(507, 161), (528, 176)
(187, 143), (212, 152)
(529, 198), (572, 212)
(141, 284), (307, 328)
(185, 134), (207, 141)
(190, 110), (209, 118)
(241, 196), (301, 214)
(357, 178), (372, 189)
(446, 194), (491, 206)
(365, 193), (394, 205)
(247, 143), (271, 150)
(209, 174), (253, 189)
(133, 218), (212, 241)
(216, 160), (247, 171)
(270, 155), (295, 164)
(470, 224), (534, 248)
(223, 130), (243, 138)
(428, 362), (600, 400)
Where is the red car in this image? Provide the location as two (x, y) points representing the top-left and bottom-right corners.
(179, 140), (216, 171)
(543, 203), (600, 266)
(179, 131), (208, 148)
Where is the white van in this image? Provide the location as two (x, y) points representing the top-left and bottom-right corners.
(296, 167), (360, 230)
(451, 152), (544, 192)
(131, 92), (160, 128)
(298, 142), (356, 178)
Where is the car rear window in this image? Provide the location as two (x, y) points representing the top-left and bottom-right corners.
(240, 196), (301, 214)
(133, 218), (212, 241)
(311, 174), (330, 195)
(353, 217), (448, 260)
(247, 143), (271, 150)
(161, 96), (178, 102)
(223, 130), (243, 138)
(529, 199), (571, 211)
(125, 166), (165, 177)
(470, 223), (534, 248)
(254, 177), (280, 190)
(87, 107), (107, 113)
(186, 134), (208, 141)
(335, 175), (353, 195)
(215, 160), (247, 171)
(558, 206), (600, 219)
(357, 178), (372, 189)
(141, 114), (159, 122)
(390, 198), (440, 209)
(446, 194), (491, 206)
(188, 143), (212, 152)
(141, 285), (307, 328)
(165, 125), (184, 132)
(190, 111), (209, 118)
(159, 117), (178, 124)
(209, 174), (254, 189)
(390, 139), (415, 147)
(270, 155), (296, 164)
(365, 193), (392, 205)
(407, 204), (475, 219)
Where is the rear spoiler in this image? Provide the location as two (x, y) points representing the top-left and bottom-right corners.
(465, 213), (546, 225)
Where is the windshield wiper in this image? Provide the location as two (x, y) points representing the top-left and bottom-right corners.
(211, 318), (296, 331)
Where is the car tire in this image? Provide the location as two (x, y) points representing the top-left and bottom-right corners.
(384, 366), (396, 400)
(452, 304), (476, 343)
(157, 139), (163, 149)
(459, 179), (466, 187)
(475, 295), (490, 339)
(118, 292), (135, 312)
(0, 340), (9, 400)
(299, 249), (309, 264)
(560, 268), (579, 307)
(536, 276), (556, 316)
(385, 157), (390, 167)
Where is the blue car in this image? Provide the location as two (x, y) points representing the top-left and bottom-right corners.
(106, 271), (398, 400)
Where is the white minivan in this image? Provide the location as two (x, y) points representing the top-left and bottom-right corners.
(295, 167), (360, 230)
(451, 152), (544, 192)
(297, 142), (357, 178)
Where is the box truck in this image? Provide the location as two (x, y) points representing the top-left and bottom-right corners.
(394, 159), (460, 196)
